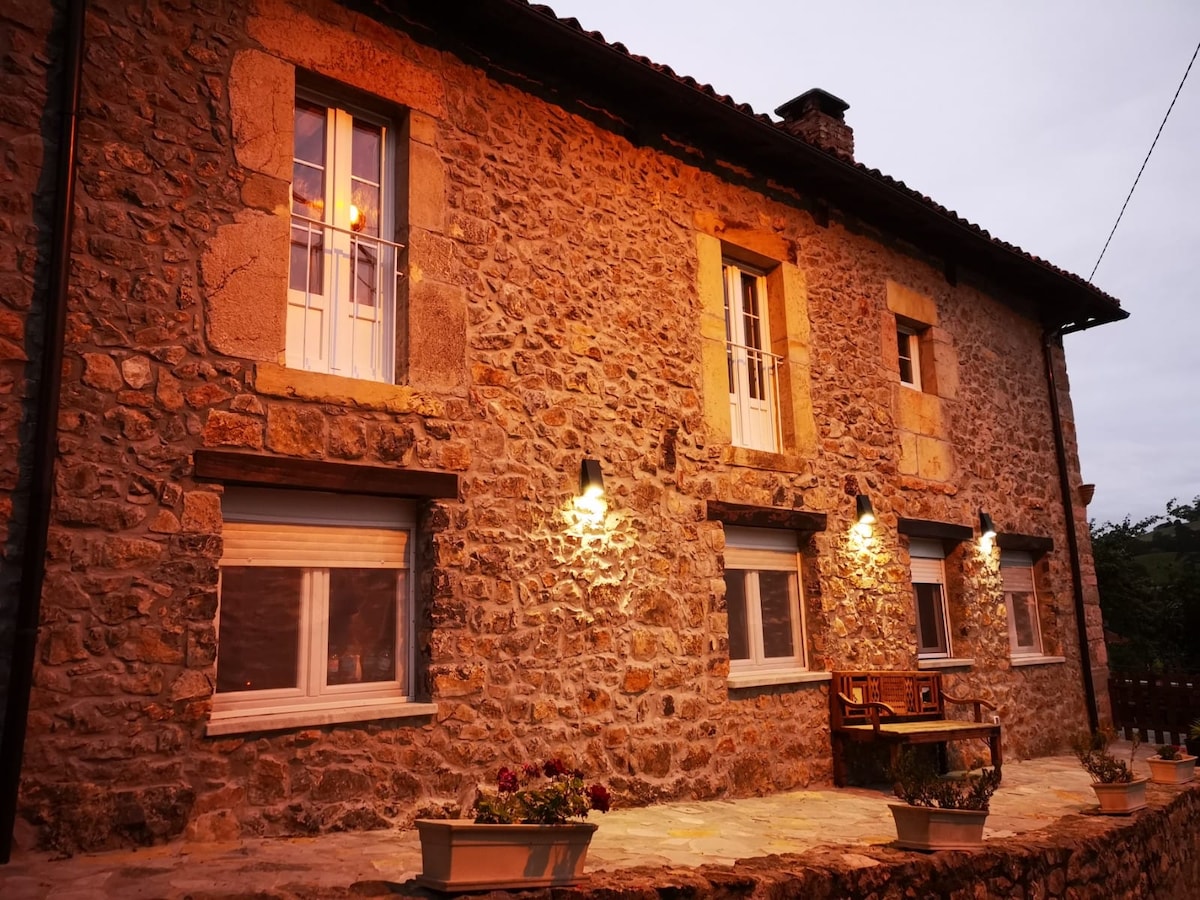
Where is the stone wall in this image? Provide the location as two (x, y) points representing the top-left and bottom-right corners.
(0, 0), (61, 736)
(577, 784), (1200, 900)
(11, 0), (1111, 852)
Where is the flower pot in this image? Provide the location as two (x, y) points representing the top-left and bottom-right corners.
(888, 803), (988, 851)
(1147, 754), (1197, 785)
(415, 819), (599, 891)
(1089, 777), (1148, 814)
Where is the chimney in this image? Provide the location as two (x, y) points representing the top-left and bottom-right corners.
(774, 88), (854, 160)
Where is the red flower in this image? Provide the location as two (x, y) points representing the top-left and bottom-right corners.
(522, 763), (539, 777)
(587, 783), (611, 812)
(497, 767), (519, 793)
(543, 758), (567, 778)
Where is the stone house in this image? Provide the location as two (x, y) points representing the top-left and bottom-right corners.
(0, 0), (1127, 854)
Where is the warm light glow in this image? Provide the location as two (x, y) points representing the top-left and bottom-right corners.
(979, 510), (997, 542)
(855, 494), (876, 528)
(349, 203), (362, 230)
(582, 483), (604, 501)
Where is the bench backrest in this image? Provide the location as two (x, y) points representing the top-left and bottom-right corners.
(830, 670), (945, 727)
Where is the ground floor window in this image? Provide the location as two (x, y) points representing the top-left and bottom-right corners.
(213, 488), (415, 720)
(723, 526), (806, 675)
(1001, 550), (1043, 656)
(909, 538), (951, 659)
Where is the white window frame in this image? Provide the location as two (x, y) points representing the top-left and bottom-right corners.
(909, 538), (951, 659)
(1001, 550), (1044, 657)
(211, 488), (417, 727)
(288, 89), (399, 383)
(897, 323), (921, 389)
(723, 260), (780, 452)
(723, 526), (806, 677)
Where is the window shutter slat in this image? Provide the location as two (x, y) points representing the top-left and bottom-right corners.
(910, 557), (945, 584)
(222, 522), (408, 568)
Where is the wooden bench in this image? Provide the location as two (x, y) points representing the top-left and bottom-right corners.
(829, 670), (1002, 787)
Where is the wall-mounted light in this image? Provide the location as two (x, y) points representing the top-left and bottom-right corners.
(580, 459), (605, 499)
(855, 494), (876, 525)
(979, 510), (997, 541)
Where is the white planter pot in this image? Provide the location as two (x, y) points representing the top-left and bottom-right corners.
(888, 803), (988, 851)
(415, 819), (599, 891)
(1147, 754), (1196, 785)
(1090, 777), (1148, 813)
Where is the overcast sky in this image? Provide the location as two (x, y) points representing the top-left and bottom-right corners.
(548, 0), (1200, 527)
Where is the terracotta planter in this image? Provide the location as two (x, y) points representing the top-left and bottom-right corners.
(1090, 777), (1148, 814)
(888, 803), (988, 851)
(415, 819), (599, 891)
(1147, 754), (1197, 785)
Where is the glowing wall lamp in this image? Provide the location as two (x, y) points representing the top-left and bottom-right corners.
(979, 510), (997, 541)
(580, 459), (605, 499)
(855, 494), (876, 526)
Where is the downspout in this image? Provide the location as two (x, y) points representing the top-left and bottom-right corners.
(0, 0), (86, 864)
(1042, 325), (1099, 734)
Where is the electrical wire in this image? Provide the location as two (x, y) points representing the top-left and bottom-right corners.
(1089, 38), (1200, 282)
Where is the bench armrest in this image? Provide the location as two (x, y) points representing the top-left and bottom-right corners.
(942, 692), (997, 723)
(836, 692), (898, 732)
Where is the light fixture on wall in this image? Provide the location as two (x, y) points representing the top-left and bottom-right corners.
(855, 494), (876, 525)
(580, 459), (605, 499)
(979, 510), (997, 541)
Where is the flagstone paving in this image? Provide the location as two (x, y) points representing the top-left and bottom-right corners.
(0, 743), (1160, 898)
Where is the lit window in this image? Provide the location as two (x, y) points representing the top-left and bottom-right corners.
(723, 260), (780, 452)
(909, 538), (950, 658)
(723, 526), (806, 675)
(1002, 551), (1043, 656)
(897, 324), (921, 389)
(289, 93), (400, 382)
(213, 488), (415, 723)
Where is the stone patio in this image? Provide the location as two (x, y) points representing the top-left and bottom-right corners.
(2, 742), (1195, 899)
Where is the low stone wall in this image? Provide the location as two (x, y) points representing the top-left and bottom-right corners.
(566, 783), (1200, 900)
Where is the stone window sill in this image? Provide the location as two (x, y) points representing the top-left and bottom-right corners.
(206, 701), (438, 736)
(918, 657), (975, 671)
(254, 362), (442, 416)
(1010, 655), (1067, 668)
(728, 670), (832, 690)
(721, 445), (810, 473)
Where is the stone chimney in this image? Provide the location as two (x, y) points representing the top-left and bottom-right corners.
(774, 88), (854, 160)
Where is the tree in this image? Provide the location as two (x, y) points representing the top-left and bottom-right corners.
(1092, 496), (1200, 674)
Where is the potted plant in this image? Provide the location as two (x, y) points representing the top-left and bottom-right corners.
(887, 749), (1001, 850)
(1072, 730), (1147, 813)
(1146, 743), (1197, 785)
(1187, 718), (1200, 759)
(415, 759), (611, 891)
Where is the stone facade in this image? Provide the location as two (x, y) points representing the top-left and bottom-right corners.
(4, 0), (1120, 852)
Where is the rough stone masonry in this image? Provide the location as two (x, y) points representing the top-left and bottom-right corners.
(2, 0), (1112, 853)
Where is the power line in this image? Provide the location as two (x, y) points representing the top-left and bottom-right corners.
(1089, 38), (1200, 282)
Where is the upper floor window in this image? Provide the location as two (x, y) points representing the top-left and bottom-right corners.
(909, 538), (950, 658)
(897, 324), (921, 389)
(212, 488), (416, 726)
(289, 92), (401, 383)
(1001, 551), (1043, 656)
(724, 260), (781, 451)
(723, 526), (806, 676)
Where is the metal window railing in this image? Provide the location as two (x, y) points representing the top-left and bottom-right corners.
(725, 339), (784, 452)
(290, 214), (405, 382)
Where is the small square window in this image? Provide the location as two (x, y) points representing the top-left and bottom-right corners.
(1002, 551), (1044, 656)
(723, 526), (806, 675)
(724, 260), (780, 452)
(288, 91), (401, 383)
(213, 488), (416, 721)
(909, 538), (950, 658)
